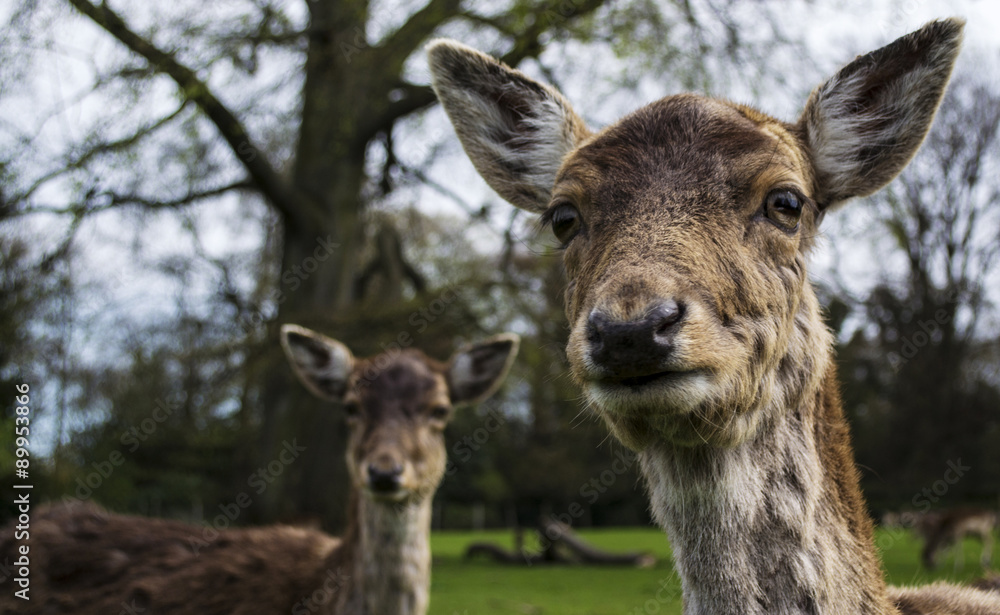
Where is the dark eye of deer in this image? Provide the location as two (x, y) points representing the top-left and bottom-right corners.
(764, 189), (803, 231)
(430, 405), (451, 422)
(343, 401), (362, 420)
(549, 203), (582, 246)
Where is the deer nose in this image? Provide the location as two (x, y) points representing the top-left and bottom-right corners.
(367, 463), (403, 493)
(586, 301), (685, 378)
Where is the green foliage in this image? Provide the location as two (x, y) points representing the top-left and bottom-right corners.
(40, 341), (244, 519)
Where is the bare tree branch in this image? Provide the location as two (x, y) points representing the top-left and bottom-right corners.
(17, 179), (253, 217)
(457, 11), (507, 32)
(103, 180), (255, 210)
(397, 160), (479, 217)
(357, 82), (438, 145)
(64, 0), (323, 225)
(374, 0), (462, 72)
(357, 0), (608, 143)
(498, 0), (607, 64)
(12, 102), (191, 207)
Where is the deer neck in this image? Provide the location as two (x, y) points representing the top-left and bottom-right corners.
(638, 321), (894, 614)
(331, 492), (433, 615)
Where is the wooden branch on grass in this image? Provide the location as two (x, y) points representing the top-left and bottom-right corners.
(541, 518), (656, 567)
(463, 517), (656, 567)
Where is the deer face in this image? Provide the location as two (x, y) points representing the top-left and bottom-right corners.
(547, 96), (826, 449)
(429, 19), (962, 449)
(281, 325), (518, 503)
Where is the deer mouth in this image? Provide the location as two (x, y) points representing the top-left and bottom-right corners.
(599, 369), (700, 389)
(584, 369), (714, 415)
(366, 486), (412, 503)
(363, 470), (414, 503)
(613, 371), (684, 387)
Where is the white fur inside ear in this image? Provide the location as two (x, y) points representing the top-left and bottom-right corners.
(805, 67), (935, 203)
(468, 90), (579, 207)
(428, 39), (587, 212)
(800, 18), (963, 207)
(450, 353), (475, 388)
(280, 324), (354, 401)
(447, 333), (519, 405)
(288, 342), (351, 382)
(805, 70), (875, 196)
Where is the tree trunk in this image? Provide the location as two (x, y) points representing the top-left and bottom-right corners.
(254, 174), (364, 529)
(250, 0), (379, 530)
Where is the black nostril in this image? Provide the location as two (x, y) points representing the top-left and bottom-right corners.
(368, 463), (403, 492)
(651, 300), (684, 337)
(587, 311), (608, 345)
(586, 300), (685, 379)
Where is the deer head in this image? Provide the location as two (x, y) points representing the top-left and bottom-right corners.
(280, 325), (519, 503)
(428, 19), (962, 451)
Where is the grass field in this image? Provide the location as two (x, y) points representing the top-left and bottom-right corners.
(427, 527), (996, 614)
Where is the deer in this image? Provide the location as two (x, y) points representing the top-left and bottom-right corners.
(919, 507), (997, 572)
(0, 324), (519, 615)
(428, 17), (1000, 615)
(882, 507), (996, 572)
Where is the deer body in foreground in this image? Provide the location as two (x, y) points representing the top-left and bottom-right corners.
(0, 326), (518, 615)
(429, 18), (1000, 615)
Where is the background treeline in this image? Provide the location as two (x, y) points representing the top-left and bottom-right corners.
(1, 0), (998, 531)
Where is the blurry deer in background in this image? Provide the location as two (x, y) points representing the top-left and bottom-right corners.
(0, 326), (518, 615)
(430, 17), (1000, 615)
(919, 508), (996, 572)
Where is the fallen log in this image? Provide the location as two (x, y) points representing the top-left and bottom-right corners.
(540, 518), (656, 568)
(464, 542), (551, 565)
(463, 518), (656, 567)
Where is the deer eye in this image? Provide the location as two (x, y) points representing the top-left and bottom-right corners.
(764, 189), (803, 231)
(342, 401), (362, 420)
(545, 202), (582, 246)
(429, 405), (452, 422)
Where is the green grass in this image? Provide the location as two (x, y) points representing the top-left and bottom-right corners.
(428, 527), (996, 614)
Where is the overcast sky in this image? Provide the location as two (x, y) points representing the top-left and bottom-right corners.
(3, 0), (999, 453)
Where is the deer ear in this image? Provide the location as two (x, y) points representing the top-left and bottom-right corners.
(798, 18), (963, 209)
(447, 333), (520, 405)
(428, 39), (588, 213)
(280, 324), (354, 402)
